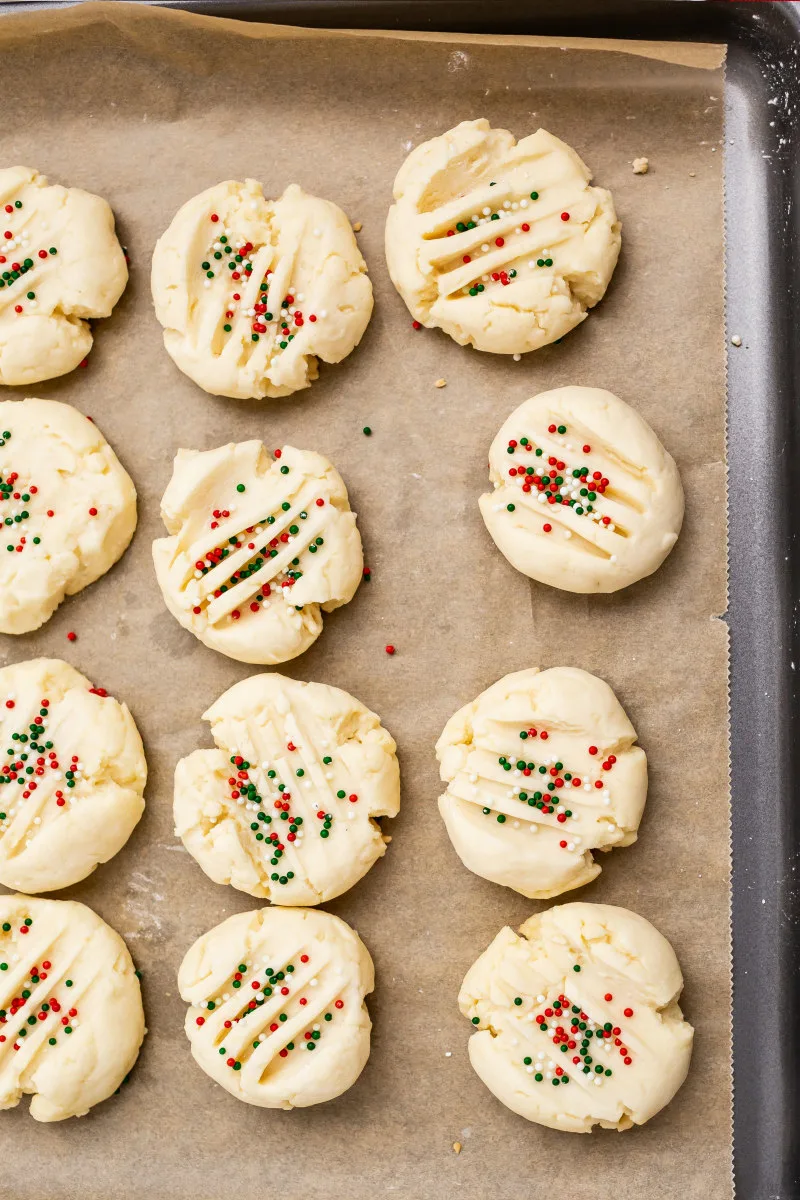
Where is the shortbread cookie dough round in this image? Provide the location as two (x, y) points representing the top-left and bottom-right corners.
(179, 905), (373, 1109)
(385, 120), (620, 354)
(0, 659), (146, 893)
(0, 894), (145, 1121)
(460, 902), (693, 1133)
(153, 441), (363, 665)
(175, 672), (400, 904)
(0, 398), (137, 634)
(437, 668), (646, 900)
(151, 179), (373, 399)
(0, 167), (128, 386)
(481, 387), (684, 593)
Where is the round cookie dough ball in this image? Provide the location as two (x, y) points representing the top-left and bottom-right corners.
(385, 120), (620, 354)
(480, 386), (684, 593)
(0, 659), (146, 893)
(152, 441), (363, 666)
(0, 398), (137, 634)
(437, 667), (646, 899)
(174, 672), (400, 904)
(459, 902), (693, 1133)
(179, 906), (373, 1109)
(151, 179), (373, 400)
(0, 167), (128, 386)
(0, 893), (145, 1121)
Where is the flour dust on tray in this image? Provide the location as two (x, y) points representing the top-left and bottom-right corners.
(174, 672), (400, 904)
(385, 119), (620, 355)
(460, 902), (693, 1133)
(481, 386), (684, 593)
(0, 398), (137, 635)
(179, 906), (373, 1109)
(0, 167), (128, 386)
(0, 659), (146, 893)
(152, 441), (364, 665)
(0, 894), (145, 1121)
(151, 179), (373, 399)
(437, 667), (647, 899)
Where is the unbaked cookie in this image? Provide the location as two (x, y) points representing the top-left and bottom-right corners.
(153, 441), (363, 665)
(175, 672), (400, 903)
(385, 120), (620, 354)
(179, 905), (373, 1109)
(0, 658), (146, 893)
(460, 902), (693, 1133)
(0, 397), (137, 634)
(0, 894), (145, 1121)
(151, 179), (373, 399)
(437, 668), (646, 899)
(0, 167), (127, 386)
(480, 387), (684, 593)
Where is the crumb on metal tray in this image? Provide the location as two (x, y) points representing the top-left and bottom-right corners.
(632, 157), (649, 174)
(435, 378), (447, 388)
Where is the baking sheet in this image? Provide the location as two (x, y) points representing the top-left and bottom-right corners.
(0, 5), (729, 1198)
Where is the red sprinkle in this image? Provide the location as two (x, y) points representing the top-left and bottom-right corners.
(561, 212), (570, 221)
(385, 644), (396, 655)
(66, 632), (77, 642)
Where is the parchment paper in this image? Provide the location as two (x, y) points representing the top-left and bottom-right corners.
(0, 6), (729, 1199)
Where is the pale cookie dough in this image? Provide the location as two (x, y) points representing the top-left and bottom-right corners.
(153, 441), (363, 665)
(179, 906), (373, 1109)
(460, 902), (693, 1133)
(0, 659), (146, 893)
(0, 894), (145, 1121)
(0, 398), (137, 634)
(481, 386), (684, 593)
(437, 667), (646, 899)
(175, 672), (400, 904)
(151, 179), (373, 399)
(385, 119), (620, 354)
(0, 167), (128, 386)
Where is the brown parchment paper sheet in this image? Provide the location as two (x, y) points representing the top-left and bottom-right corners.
(0, 5), (730, 1198)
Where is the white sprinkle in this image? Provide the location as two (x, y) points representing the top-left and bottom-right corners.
(513, 353), (521, 362)
(731, 334), (742, 346)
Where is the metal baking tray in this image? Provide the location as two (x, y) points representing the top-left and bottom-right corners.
(1, 1), (796, 1195)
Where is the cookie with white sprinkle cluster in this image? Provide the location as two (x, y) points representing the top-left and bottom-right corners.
(385, 120), (620, 354)
(460, 903), (693, 1133)
(0, 894), (145, 1121)
(0, 659), (146, 893)
(174, 672), (400, 903)
(152, 441), (364, 665)
(151, 179), (373, 399)
(481, 386), (684, 593)
(0, 398), (137, 635)
(179, 906), (373, 1109)
(0, 167), (128, 386)
(437, 668), (647, 899)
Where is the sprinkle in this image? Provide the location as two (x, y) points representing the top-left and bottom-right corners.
(731, 334), (742, 347)
(66, 632), (77, 642)
(362, 426), (372, 436)
(385, 644), (396, 656)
